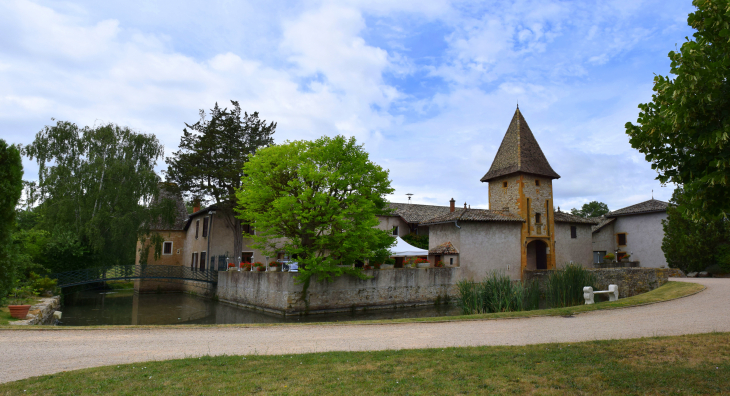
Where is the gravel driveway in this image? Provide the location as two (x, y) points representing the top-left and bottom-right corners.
(1, 277), (727, 384)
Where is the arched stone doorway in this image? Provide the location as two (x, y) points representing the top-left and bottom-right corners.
(526, 240), (548, 270)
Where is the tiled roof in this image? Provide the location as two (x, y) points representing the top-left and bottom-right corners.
(385, 202), (452, 224)
(592, 217), (616, 233)
(429, 241), (459, 254)
(150, 183), (189, 231)
(480, 107), (561, 182)
(606, 199), (669, 217)
(422, 208), (524, 225)
(553, 211), (600, 225)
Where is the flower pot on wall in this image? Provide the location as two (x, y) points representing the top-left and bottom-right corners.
(417, 263), (430, 268)
(269, 266), (280, 272)
(380, 264), (394, 269)
(8, 305), (31, 319)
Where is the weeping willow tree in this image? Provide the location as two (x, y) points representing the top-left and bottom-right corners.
(23, 120), (173, 271)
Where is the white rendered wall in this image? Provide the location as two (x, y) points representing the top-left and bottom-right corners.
(613, 212), (668, 268)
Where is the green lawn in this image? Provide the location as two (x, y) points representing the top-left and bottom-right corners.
(2, 332), (728, 395)
(0, 306), (16, 326)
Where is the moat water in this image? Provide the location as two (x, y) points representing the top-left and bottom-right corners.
(60, 289), (461, 326)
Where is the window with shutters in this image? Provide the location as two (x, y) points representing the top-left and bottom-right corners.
(570, 226), (577, 239)
(242, 223), (252, 235)
(195, 220), (200, 239)
(163, 241), (173, 255)
(200, 251), (207, 270)
(202, 217), (209, 238)
(617, 233), (627, 246)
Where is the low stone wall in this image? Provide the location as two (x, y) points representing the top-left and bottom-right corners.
(10, 296), (60, 325)
(217, 268), (460, 315)
(525, 268), (673, 299)
(134, 279), (216, 297)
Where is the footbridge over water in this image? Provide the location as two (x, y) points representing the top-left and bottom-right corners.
(52, 265), (218, 288)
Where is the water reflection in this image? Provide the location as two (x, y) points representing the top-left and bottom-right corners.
(60, 290), (461, 326)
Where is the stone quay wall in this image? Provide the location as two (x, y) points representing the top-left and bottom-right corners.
(134, 279), (216, 297)
(10, 296), (61, 325)
(525, 268), (675, 299)
(217, 268), (460, 315)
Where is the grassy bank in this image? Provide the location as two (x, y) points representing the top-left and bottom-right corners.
(2, 332), (728, 395)
(0, 306), (15, 326)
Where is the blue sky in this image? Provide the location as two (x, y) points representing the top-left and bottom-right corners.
(0, 0), (696, 211)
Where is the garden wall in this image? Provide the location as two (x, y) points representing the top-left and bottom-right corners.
(524, 267), (678, 299)
(134, 279), (216, 297)
(217, 268), (460, 315)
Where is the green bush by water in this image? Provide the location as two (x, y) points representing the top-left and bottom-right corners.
(457, 272), (539, 314)
(546, 264), (596, 308)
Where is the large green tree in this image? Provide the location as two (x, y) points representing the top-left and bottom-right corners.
(626, 0), (730, 221)
(570, 201), (610, 218)
(235, 135), (395, 295)
(662, 188), (729, 273)
(0, 139), (24, 299)
(23, 120), (168, 271)
(165, 101), (276, 261)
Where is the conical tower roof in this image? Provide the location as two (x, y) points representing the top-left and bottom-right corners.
(480, 107), (560, 182)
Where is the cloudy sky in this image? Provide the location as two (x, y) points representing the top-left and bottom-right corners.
(1, 0), (695, 211)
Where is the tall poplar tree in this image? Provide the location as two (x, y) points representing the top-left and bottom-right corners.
(165, 101), (276, 261)
(0, 139), (23, 298)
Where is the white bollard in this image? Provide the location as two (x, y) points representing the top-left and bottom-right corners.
(583, 286), (594, 305)
(53, 311), (62, 320)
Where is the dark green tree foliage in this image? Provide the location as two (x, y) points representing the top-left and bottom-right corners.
(626, 0), (730, 221)
(0, 139), (24, 298)
(570, 201), (610, 218)
(662, 188), (730, 273)
(236, 136), (395, 295)
(166, 101), (276, 260)
(24, 120), (167, 271)
(402, 233), (428, 250)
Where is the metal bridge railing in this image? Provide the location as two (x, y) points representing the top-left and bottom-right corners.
(52, 264), (218, 288)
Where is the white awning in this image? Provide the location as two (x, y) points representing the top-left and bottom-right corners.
(389, 236), (429, 257)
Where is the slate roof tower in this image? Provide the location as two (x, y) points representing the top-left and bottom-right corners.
(482, 107), (559, 274)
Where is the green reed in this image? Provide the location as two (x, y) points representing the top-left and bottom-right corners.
(546, 263), (596, 308)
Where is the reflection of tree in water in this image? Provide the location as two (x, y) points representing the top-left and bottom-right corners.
(62, 290), (462, 326)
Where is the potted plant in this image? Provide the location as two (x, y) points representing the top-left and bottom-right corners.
(363, 264), (373, 270)
(227, 262), (237, 271)
(240, 262), (252, 271)
(603, 253), (615, 264)
(435, 260), (444, 268)
(7, 286), (38, 320)
(620, 254), (631, 262)
(253, 262), (266, 272)
(415, 257), (430, 268)
(268, 261), (282, 272)
(381, 258), (395, 270)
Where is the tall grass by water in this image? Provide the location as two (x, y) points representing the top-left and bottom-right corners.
(546, 264), (596, 308)
(457, 272), (539, 314)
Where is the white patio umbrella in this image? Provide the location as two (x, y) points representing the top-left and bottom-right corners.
(388, 236), (429, 257)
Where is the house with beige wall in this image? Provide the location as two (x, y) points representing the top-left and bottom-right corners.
(591, 199), (669, 268)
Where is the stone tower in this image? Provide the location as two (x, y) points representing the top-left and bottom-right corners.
(481, 107), (561, 275)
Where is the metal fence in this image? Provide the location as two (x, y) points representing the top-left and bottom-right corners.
(52, 264), (218, 288)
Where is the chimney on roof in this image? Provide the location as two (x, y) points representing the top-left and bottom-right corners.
(449, 198), (455, 213)
(193, 198), (201, 213)
(464, 202), (467, 209)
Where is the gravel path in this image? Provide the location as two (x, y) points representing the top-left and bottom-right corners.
(1, 278), (728, 384)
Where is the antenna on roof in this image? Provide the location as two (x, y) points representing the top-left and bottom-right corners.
(406, 193), (413, 204)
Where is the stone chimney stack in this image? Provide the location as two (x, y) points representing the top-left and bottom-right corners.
(464, 202), (467, 209)
(193, 198), (201, 213)
(449, 198), (455, 213)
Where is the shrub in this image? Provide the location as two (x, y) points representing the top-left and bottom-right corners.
(384, 258), (395, 265)
(546, 264), (596, 308)
(604, 253), (615, 261)
(457, 272), (540, 315)
(29, 272), (57, 295)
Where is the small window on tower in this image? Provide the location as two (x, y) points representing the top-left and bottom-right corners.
(535, 213), (542, 224)
(502, 181), (508, 188)
(535, 180), (540, 186)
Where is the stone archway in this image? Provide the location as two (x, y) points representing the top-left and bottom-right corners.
(526, 240), (548, 270)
